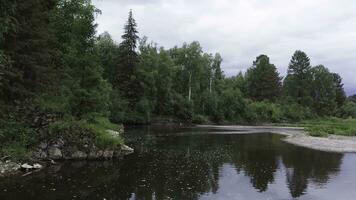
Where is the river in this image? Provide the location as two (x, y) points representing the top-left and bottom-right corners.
(1, 126), (356, 200)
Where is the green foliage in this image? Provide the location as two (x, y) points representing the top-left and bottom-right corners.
(337, 101), (356, 118)
(283, 50), (313, 107)
(246, 101), (283, 123)
(246, 55), (282, 101)
(49, 117), (123, 149)
(0, 118), (37, 159)
(279, 102), (315, 122)
(301, 118), (356, 137)
(311, 65), (337, 116)
(192, 115), (209, 124)
(116, 10), (141, 106)
(332, 73), (346, 107)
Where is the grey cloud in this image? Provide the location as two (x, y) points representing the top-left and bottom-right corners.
(93, 0), (356, 95)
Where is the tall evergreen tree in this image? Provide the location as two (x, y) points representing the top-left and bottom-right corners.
(311, 65), (337, 115)
(246, 55), (281, 101)
(117, 10), (141, 106)
(332, 73), (346, 107)
(283, 50), (313, 107)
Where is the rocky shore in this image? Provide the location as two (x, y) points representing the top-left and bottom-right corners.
(0, 129), (133, 177)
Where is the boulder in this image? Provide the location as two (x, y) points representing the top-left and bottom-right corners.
(33, 163), (43, 169)
(21, 163), (33, 170)
(48, 147), (63, 159)
(39, 142), (48, 150)
(102, 150), (114, 159)
(71, 151), (87, 159)
(33, 148), (48, 159)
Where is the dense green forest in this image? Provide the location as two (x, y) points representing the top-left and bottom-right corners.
(1, 0), (356, 157)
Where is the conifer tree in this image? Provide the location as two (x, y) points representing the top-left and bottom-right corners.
(246, 55), (281, 101)
(332, 73), (346, 107)
(283, 50), (313, 106)
(117, 10), (141, 106)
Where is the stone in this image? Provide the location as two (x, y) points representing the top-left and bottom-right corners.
(21, 163), (33, 169)
(53, 139), (65, 148)
(102, 150), (114, 159)
(121, 145), (134, 155)
(33, 149), (48, 159)
(33, 163), (43, 169)
(39, 142), (48, 150)
(48, 147), (63, 159)
(71, 151), (87, 159)
(88, 151), (101, 159)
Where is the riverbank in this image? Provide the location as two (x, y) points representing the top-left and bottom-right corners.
(197, 125), (356, 153)
(0, 128), (134, 177)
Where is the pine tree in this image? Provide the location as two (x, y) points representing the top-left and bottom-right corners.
(246, 55), (282, 101)
(332, 73), (346, 107)
(311, 65), (337, 115)
(283, 50), (313, 106)
(116, 10), (141, 107)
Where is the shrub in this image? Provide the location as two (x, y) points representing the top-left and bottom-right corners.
(49, 117), (123, 149)
(192, 114), (209, 124)
(280, 103), (315, 122)
(246, 101), (283, 123)
(337, 101), (356, 118)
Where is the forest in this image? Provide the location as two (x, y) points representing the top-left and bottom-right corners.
(1, 0), (356, 158)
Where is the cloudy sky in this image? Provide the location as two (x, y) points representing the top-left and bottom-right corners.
(93, 0), (356, 95)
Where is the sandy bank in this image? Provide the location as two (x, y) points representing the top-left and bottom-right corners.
(196, 125), (356, 153)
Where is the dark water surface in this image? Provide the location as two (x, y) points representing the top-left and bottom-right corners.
(1, 126), (356, 200)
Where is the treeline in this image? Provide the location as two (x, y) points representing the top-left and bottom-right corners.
(0, 1), (355, 155)
(94, 11), (353, 124)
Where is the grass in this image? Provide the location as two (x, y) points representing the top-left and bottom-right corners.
(49, 116), (125, 149)
(294, 117), (356, 137)
(88, 117), (124, 148)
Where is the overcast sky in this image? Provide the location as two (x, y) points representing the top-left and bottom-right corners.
(93, 0), (356, 95)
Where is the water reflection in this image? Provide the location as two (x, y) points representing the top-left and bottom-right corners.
(0, 127), (350, 200)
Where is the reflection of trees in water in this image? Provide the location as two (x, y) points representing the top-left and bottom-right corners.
(124, 134), (342, 199)
(280, 145), (343, 198)
(0, 132), (344, 200)
(230, 134), (279, 192)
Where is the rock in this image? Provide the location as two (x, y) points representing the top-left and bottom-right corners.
(88, 150), (103, 159)
(0, 161), (21, 176)
(48, 147), (62, 159)
(33, 148), (48, 159)
(39, 142), (48, 150)
(71, 151), (87, 159)
(33, 163), (43, 169)
(121, 145), (134, 155)
(53, 139), (65, 148)
(102, 150), (114, 159)
(21, 163), (34, 169)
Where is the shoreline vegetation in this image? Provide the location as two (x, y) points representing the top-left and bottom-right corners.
(1, 1), (356, 176)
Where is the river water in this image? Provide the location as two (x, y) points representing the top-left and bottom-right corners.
(1, 126), (356, 200)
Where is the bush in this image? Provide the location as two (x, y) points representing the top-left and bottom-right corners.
(192, 114), (209, 124)
(173, 94), (193, 122)
(246, 101), (283, 123)
(49, 117), (123, 149)
(0, 118), (37, 160)
(337, 101), (356, 118)
(280, 103), (315, 122)
(302, 117), (356, 137)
